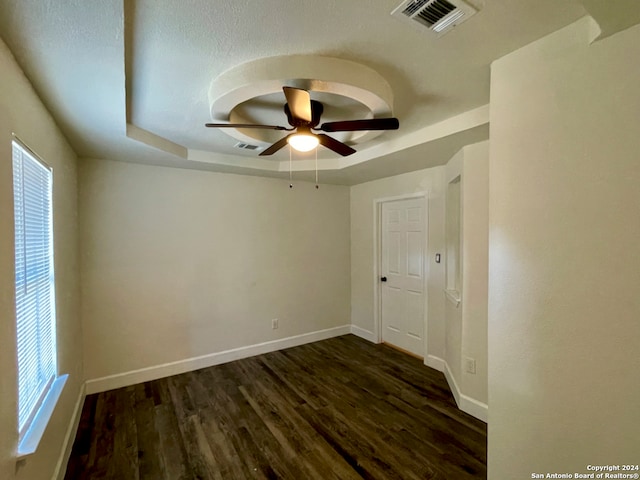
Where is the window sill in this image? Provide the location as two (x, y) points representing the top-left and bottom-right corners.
(16, 374), (68, 458)
(445, 289), (461, 307)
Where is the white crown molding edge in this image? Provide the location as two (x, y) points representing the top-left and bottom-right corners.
(126, 104), (490, 173)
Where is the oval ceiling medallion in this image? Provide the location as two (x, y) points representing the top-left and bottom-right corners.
(208, 55), (394, 150)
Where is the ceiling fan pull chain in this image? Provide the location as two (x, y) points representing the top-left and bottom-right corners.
(315, 148), (319, 189)
(289, 145), (293, 189)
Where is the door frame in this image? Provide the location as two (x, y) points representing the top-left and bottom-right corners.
(373, 192), (429, 355)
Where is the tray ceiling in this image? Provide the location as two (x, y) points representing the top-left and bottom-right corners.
(0, 0), (593, 184)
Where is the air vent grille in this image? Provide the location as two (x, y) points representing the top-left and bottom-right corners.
(402, 0), (431, 16)
(414, 0), (456, 27)
(234, 142), (260, 150)
(392, 0), (477, 36)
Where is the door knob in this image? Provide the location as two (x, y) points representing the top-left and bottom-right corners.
(381, 276), (387, 282)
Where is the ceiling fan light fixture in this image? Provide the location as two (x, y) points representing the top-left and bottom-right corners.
(287, 133), (319, 152)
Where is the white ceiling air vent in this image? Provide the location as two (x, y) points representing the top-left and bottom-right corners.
(234, 142), (260, 151)
(391, 0), (478, 36)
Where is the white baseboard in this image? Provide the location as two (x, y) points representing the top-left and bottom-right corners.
(53, 382), (85, 480)
(443, 361), (488, 423)
(443, 361), (462, 406)
(350, 325), (377, 343)
(86, 325), (351, 394)
(347, 334), (486, 422)
(425, 354), (445, 372)
(84, 323), (488, 423)
(459, 391), (489, 423)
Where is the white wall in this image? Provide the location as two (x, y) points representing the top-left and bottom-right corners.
(461, 141), (489, 407)
(443, 142), (489, 420)
(444, 149), (464, 388)
(489, 17), (640, 478)
(79, 158), (351, 384)
(349, 145), (489, 419)
(0, 39), (83, 480)
(350, 166), (446, 362)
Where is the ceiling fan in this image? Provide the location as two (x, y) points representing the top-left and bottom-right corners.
(205, 87), (399, 156)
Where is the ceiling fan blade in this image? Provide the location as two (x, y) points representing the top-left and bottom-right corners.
(319, 117), (400, 132)
(259, 135), (292, 156)
(205, 123), (290, 131)
(283, 87), (312, 123)
(317, 134), (356, 157)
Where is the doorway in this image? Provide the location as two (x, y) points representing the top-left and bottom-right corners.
(377, 195), (427, 358)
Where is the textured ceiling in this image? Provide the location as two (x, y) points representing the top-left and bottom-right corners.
(0, 0), (593, 184)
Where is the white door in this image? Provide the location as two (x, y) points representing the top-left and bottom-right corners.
(381, 198), (426, 357)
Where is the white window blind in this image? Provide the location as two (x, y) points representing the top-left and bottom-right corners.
(12, 139), (57, 439)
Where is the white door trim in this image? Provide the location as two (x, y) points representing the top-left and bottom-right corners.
(373, 192), (429, 354)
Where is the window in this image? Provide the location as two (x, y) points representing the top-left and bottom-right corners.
(12, 138), (62, 453)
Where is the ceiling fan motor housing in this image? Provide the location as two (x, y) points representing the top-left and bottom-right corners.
(284, 100), (324, 128)
(207, 85), (398, 157)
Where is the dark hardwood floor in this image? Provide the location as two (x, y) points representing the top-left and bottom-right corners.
(65, 334), (486, 479)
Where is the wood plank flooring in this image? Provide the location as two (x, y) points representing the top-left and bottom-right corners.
(65, 334), (486, 479)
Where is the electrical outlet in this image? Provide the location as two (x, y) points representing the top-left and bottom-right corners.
(464, 357), (476, 374)
(271, 318), (278, 329)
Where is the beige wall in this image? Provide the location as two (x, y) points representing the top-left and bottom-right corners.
(79, 158), (351, 381)
(350, 166), (446, 361)
(461, 141), (489, 406)
(444, 142), (489, 416)
(489, 17), (640, 478)
(350, 145), (489, 418)
(0, 40), (82, 480)
(444, 149), (464, 387)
